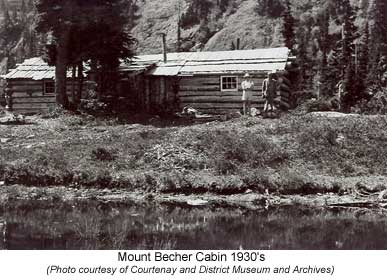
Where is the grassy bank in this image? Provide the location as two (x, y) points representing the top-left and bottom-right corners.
(1, 112), (387, 196)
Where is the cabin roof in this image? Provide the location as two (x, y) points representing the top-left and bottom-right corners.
(2, 47), (291, 80)
(1, 57), (78, 80)
(123, 47), (290, 76)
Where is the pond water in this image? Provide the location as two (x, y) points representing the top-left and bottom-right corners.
(1, 200), (387, 250)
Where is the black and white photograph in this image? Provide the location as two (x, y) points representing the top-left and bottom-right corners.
(0, 0), (387, 252)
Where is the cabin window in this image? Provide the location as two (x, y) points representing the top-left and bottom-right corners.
(44, 81), (55, 94)
(221, 76), (238, 91)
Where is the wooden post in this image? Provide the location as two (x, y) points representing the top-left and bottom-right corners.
(161, 33), (167, 63)
(71, 66), (76, 103)
(4, 83), (13, 112)
(145, 78), (150, 112)
(77, 62), (84, 103)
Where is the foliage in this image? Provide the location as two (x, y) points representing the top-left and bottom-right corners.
(255, 0), (285, 18)
(35, 0), (136, 107)
(367, 0), (387, 88)
(180, 0), (213, 28)
(0, 0), (38, 69)
(92, 147), (116, 162)
(281, 0), (295, 50)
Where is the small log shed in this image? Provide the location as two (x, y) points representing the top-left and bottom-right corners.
(120, 47), (297, 114)
(1, 57), (85, 114)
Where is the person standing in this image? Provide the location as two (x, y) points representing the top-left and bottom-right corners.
(241, 73), (254, 115)
(262, 71), (277, 115)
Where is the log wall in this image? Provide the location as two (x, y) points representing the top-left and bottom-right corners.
(7, 79), (86, 115)
(176, 73), (292, 114)
(121, 69), (295, 115)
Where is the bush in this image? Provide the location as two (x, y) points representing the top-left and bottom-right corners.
(304, 98), (335, 112)
(79, 99), (109, 116)
(361, 88), (387, 114)
(92, 147), (116, 161)
(255, 0), (285, 18)
(193, 129), (289, 173)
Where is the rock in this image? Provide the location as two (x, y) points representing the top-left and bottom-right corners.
(0, 181), (4, 186)
(0, 138), (11, 143)
(187, 199), (208, 206)
(378, 190), (387, 200)
(336, 133), (345, 144)
(25, 144), (33, 149)
(26, 135), (35, 139)
(251, 108), (261, 116)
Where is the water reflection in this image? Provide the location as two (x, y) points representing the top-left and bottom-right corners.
(1, 200), (387, 249)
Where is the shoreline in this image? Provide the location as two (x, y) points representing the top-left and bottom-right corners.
(1, 184), (386, 210)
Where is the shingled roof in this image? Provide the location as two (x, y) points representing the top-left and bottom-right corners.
(122, 47), (290, 76)
(3, 47), (291, 80)
(2, 57), (78, 80)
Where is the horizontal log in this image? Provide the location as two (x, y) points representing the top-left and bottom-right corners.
(12, 92), (49, 97)
(180, 101), (265, 109)
(10, 85), (43, 92)
(279, 76), (291, 86)
(280, 83), (291, 92)
(179, 90), (264, 97)
(180, 77), (219, 84)
(180, 96), (265, 103)
(8, 80), (44, 86)
(279, 100), (290, 109)
(280, 91), (291, 98)
(13, 96), (56, 103)
(180, 93), (264, 98)
(196, 106), (266, 114)
(180, 86), (221, 92)
(280, 96), (290, 103)
(13, 108), (51, 115)
(13, 102), (56, 109)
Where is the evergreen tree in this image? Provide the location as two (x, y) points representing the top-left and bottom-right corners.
(256, 0), (284, 18)
(342, 61), (364, 109)
(367, 0), (387, 88)
(20, 0), (27, 23)
(339, 0), (358, 70)
(35, 0), (136, 108)
(0, 3), (12, 41)
(340, 0), (359, 109)
(11, 7), (18, 24)
(282, 0), (295, 50)
(357, 21), (370, 96)
(315, 9), (331, 96)
(0, 0), (6, 11)
(294, 23), (312, 90)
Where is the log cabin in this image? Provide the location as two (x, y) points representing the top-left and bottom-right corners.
(1, 47), (296, 115)
(1, 57), (85, 115)
(119, 47), (297, 114)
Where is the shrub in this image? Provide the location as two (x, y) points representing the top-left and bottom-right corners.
(79, 99), (109, 116)
(92, 147), (116, 161)
(304, 98), (335, 112)
(193, 129), (289, 173)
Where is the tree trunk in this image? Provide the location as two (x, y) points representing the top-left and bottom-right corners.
(55, 30), (70, 108)
(77, 62), (84, 104)
(71, 65), (76, 105)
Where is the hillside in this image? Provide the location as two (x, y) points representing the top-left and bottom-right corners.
(0, 0), (370, 60)
(131, 0), (284, 54)
(131, 0), (368, 54)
